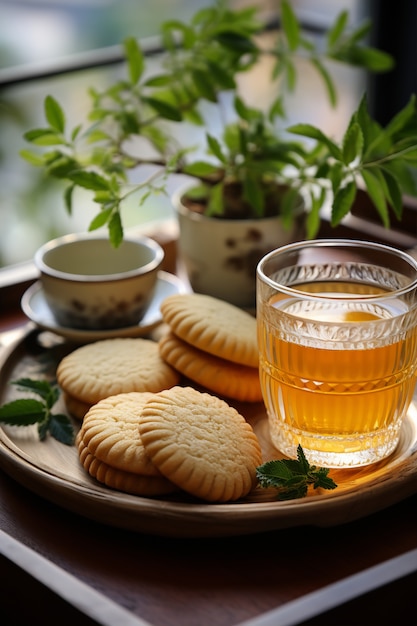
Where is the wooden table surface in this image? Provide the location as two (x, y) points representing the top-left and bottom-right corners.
(0, 265), (416, 626)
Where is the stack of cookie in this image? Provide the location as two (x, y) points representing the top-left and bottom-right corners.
(77, 386), (262, 502)
(57, 337), (180, 420)
(55, 294), (265, 501)
(76, 391), (178, 496)
(158, 293), (263, 403)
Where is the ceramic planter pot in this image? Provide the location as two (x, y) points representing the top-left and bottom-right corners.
(173, 185), (305, 308)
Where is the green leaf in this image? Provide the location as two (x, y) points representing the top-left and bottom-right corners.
(142, 97), (183, 122)
(1, 378), (75, 445)
(48, 157), (81, 178)
(119, 111), (140, 135)
(356, 47), (394, 72)
(385, 94), (416, 139)
(42, 150), (65, 165)
(12, 378), (57, 404)
(257, 459), (293, 486)
(87, 129), (111, 144)
(354, 95), (382, 155)
(326, 161), (344, 194)
(234, 96), (257, 122)
(334, 45), (394, 72)
(347, 20), (372, 45)
(23, 129), (66, 146)
(206, 61), (236, 90)
(284, 57), (297, 91)
(314, 470), (338, 491)
(191, 70), (218, 103)
(88, 207), (113, 230)
(326, 10), (348, 48)
(68, 171), (111, 191)
(206, 182), (224, 216)
(361, 169), (389, 227)
(108, 210), (124, 247)
(280, 187), (303, 228)
(19, 149), (45, 166)
(256, 444), (337, 500)
(49, 414), (75, 446)
(45, 95), (65, 133)
(123, 37), (144, 85)
(206, 134), (226, 163)
(310, 58), (337, 107)
(243, 177), (264, 217)
(288, 124), (343, 160)
(64, 185), (74, 215)
(296, 444), (310, 473)
(342, 121), (363, 164)
(162, 20), (195, 50)
(268, 97), (285, 121)
(0, 399), (46, 425)
(71, 124), (82, 141)
(183, 161), (220, 178)
(331, 181), (356, 225)
(93, 190), (116, 203)
(144, 74), (172, 88)
(215, 31), (257, 53)
(380, 168), (403, 219)
(385, 159), (417, 196)
(305, 191), (323, 239)
(38, 419), (50, 442)
(281, 0), (300, 51)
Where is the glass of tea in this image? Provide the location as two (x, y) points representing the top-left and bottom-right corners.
(256, 239), (417, 468)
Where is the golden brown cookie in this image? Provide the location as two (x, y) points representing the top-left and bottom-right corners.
(139, 386), (262, 502)
(160, 293), (259, 367)
(159, 332), (263, 403)
(57, 338), (180, 407)
(63, 392), (91, 421)
(78, 392), (161, 476)
(77, 436), (177, 496)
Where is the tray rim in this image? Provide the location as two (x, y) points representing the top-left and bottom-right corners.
(0, 326), (416, 538)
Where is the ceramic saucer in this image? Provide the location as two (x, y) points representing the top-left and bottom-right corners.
(21, 271), (188, 342)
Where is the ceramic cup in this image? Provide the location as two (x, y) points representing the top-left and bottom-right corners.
(257, 239), (417, 468)
(34, 233), (164, 330)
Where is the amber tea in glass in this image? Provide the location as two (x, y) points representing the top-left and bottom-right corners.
(256, 240), (417, 467)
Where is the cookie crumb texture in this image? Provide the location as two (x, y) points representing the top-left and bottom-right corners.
(139, 386), (262, 502)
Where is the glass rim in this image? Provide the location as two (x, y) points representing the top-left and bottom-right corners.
(256, 238), (417, 301)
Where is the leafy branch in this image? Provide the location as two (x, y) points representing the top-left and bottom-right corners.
(0, 378), (75, 445)
(269, 3), (393, 108)
(290, 94), (417, 236)
(19, 0), (412, 246)
(256, 444), (337, 500)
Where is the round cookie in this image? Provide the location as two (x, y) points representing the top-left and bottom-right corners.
(63, 392), (91, 421)
(79, 392), (161, 476)
(160, 293), (259, 367)
(57, 338), (180, 407)
(159, 332), (263, 403)
(139, 386), (263, 502)
(77, 436), (177, 496)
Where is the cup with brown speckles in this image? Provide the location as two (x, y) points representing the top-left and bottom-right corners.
(34, 232), (164, 330)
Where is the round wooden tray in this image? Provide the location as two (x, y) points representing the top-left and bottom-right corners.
(0, 327), (416, 538)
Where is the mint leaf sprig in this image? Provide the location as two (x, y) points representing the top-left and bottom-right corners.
(256, 445), (337, 500)
(0, 378), (75, 446)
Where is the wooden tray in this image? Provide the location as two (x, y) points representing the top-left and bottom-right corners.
(0, 326), (416, 538)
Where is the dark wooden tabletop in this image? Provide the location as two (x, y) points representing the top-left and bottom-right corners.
(0, 244), (416, 626)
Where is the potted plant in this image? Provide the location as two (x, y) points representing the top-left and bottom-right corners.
(21, 1), (417, 307)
